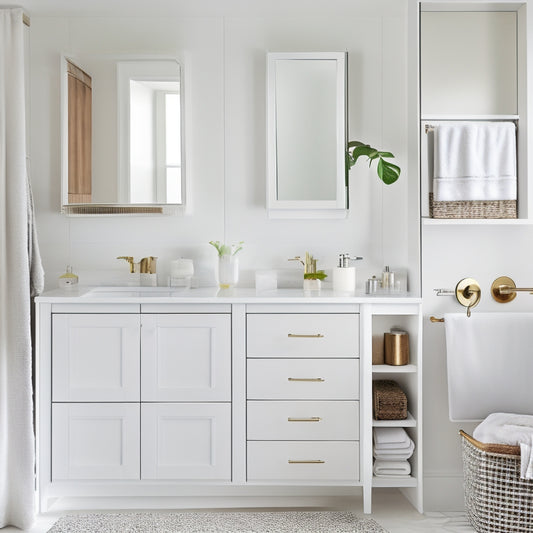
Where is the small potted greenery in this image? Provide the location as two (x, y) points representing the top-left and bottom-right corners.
(346, 141), (400, 185)
(209, 240), (244, 289)
(289, 252), (327, 291)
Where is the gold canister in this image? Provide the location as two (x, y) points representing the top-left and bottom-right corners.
(384, 331), (409, 366)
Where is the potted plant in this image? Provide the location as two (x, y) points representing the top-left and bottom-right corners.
(346, 141), (400, 185)
(209, 240), (244, 289)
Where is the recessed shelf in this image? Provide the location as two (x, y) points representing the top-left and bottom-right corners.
(372, 475), (417, 488)
(372, 364), (417, 373)
(373, 412), (416, 427)
(422, 217), (531, 226)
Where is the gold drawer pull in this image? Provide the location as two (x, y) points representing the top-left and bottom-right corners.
(288, 459), (325, 464)
(287, 417), (322, 422)
(288, 377), (325, 382)
(288, 333), (324, 338)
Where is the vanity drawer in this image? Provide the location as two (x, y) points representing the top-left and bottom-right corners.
(247, 441), (359, 482)
(247, 359), (359, 400)
(247, 314), (359, 358)
(247, 401), (359, 440)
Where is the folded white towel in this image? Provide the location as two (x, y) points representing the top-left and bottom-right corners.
(373, 459), (411, 477)
(433, 122), (516, 201)
(374, 440), (415, 461)
(373, 427), (410, 447)
(473, 412), (533, 480)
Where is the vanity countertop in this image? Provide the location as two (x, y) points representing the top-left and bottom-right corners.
(35, 286), (421, 304)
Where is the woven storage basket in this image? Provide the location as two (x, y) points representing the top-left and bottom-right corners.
(460, 430), (533, 532)
(429, 193), (517, 219)
(372, 380), (407, 420)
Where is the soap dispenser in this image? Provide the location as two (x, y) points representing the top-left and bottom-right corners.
(58, 265), (79, 288)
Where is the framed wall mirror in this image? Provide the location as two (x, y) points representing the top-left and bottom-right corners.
(266, 52), (347, 218)
(60, 56), (184, 215)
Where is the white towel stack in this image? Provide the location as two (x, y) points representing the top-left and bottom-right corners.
(373, 427), (414, 477)
(433, 122), (516, 202)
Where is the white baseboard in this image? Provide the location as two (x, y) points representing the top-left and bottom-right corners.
(424, 471), (465, 512)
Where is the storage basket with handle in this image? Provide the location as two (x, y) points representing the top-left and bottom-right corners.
(460, 430), (533, 532)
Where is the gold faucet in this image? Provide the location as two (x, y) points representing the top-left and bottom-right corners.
(140, 256), (157, 274)
(117, 256), (139, 273)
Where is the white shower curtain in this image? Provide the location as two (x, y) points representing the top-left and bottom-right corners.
(0, 8), (44, 529)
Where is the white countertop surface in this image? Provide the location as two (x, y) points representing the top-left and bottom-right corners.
(35, 286), (422, 304)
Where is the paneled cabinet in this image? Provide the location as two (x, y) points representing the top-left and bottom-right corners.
(36, 296), (422, 514)
(49, 310), (232, 483)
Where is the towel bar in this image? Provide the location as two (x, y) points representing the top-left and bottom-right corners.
(491, 276), (533, 303)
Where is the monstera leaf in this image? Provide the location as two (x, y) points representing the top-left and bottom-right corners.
(346, 141), (400, 185)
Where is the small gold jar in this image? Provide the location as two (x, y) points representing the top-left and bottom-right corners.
(384, 330), (409, 366)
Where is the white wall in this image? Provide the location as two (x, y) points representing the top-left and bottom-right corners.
(30, 3), (412, 291)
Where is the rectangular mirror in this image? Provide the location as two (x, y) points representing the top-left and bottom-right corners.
(266, 52), (347, 218)
(61, 56), (184, 215)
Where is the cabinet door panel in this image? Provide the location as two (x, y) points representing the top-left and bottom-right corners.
(141, 403), (231, 480)
(52, 403), (140, 480)
(141, 314), (231, 401)
(52, 314), (140, 402)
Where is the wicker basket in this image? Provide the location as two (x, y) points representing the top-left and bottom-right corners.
(372, 380), (407, 420)
(429, 193), (517, 219)
(461, 430), (533, 532)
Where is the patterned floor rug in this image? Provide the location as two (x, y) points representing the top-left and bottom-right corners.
(47, 510), (388, 532)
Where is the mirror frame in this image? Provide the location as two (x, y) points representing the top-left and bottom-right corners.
(60, 55), (186, 216)
(266, 51), (347, 219)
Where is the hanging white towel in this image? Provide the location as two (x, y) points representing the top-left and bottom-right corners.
(433, 122), (516, 201)
(373, 459), (411, 477)
(473, 413), (533, 479)
(445, 313), (533, 421)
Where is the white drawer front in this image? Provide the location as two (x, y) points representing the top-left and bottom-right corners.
(247, 314), (359, 358)
(247, 359), (359, 399)
(247, 401), (359, 440)
(52, 403), (140, 481)
(247, 441), (359, 482)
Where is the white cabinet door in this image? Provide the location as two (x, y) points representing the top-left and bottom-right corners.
(52, 403), (140, 480)
(141, 314), (231, 401)
(52, 314), (140, 402)
(141, 403), (231, 481)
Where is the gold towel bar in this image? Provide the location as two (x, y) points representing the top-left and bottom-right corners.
(491, 276), (533, 303)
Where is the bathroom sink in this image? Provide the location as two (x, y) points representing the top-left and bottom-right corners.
(82, 286), (186, 298)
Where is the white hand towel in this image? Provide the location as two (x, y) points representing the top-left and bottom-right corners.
(433, 122), (516, 201)
(373, 427), (409, 447)
(373, 459), (411, 477)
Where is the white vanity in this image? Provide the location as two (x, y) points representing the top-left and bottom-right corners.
(35, 288), (422, 514)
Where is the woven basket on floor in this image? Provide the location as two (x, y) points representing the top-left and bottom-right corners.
(429, 193), (517, 219)
(461, 430), (533, 532)
(372, 380), (407, 420)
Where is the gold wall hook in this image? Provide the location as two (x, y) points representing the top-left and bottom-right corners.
(455, 278), (481, 317)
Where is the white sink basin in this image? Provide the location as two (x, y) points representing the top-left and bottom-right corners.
(82, 286), (188, 298)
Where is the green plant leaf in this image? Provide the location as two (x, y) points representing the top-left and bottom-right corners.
(377, 151), (395, 159)
(347, 140), (367, 149)
(377, 158), (401, 185)
(351, 145), (378, 165)
(304, 270), (328, 281)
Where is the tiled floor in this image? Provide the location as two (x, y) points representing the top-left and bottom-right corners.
(1, 489), (475, 532)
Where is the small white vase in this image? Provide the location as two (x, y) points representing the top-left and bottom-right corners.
(303, 278), (321, 291)
(216, 254), (239, 289)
